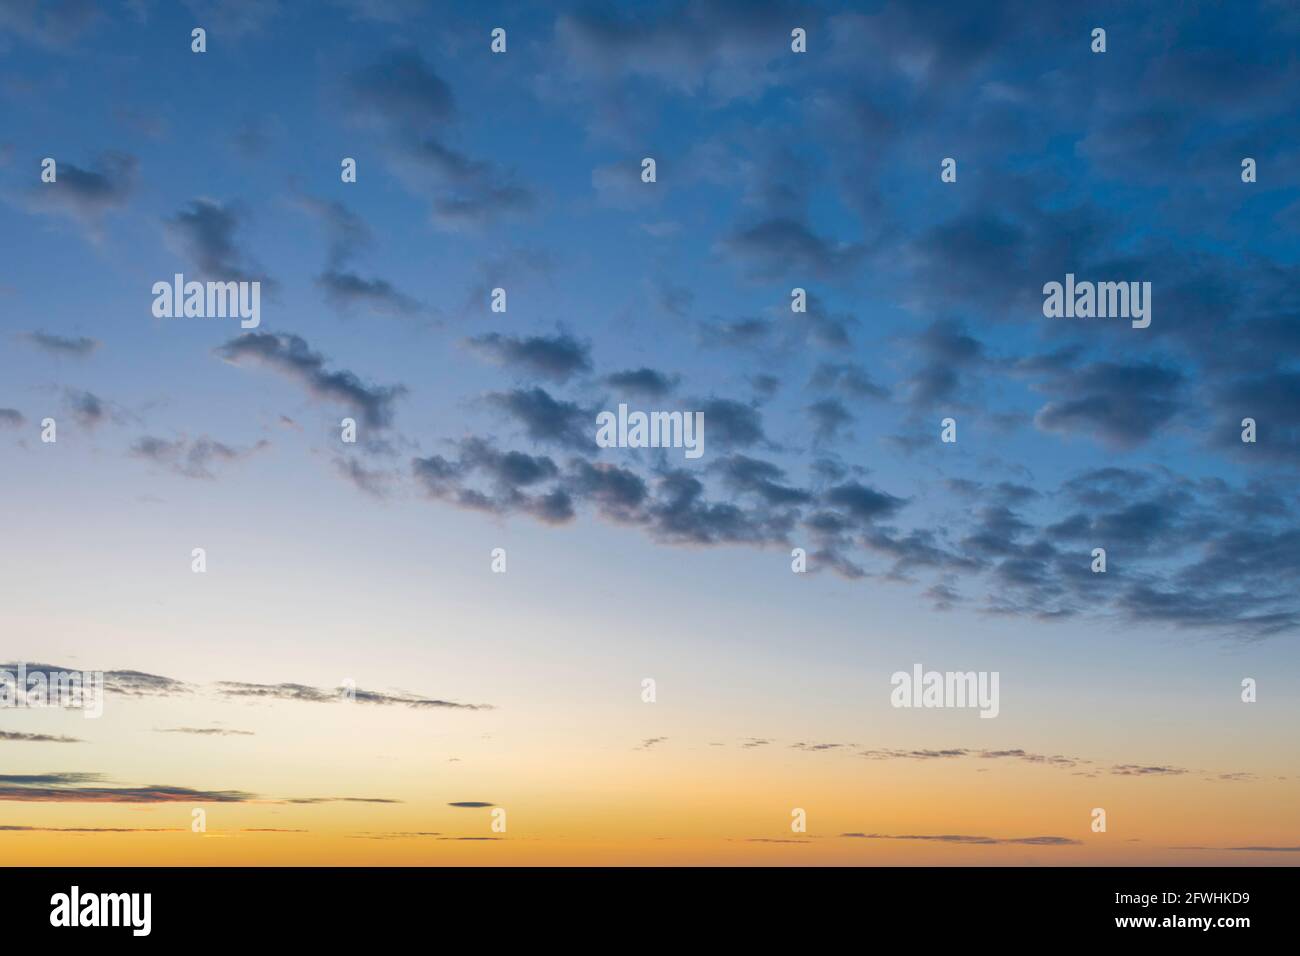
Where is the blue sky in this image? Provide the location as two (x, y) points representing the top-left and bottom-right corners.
(1, 0), (1298, 862)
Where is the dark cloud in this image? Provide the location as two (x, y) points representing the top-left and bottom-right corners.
(0, 775), (254, 803)
(1034, 361), (1185, 448)
(0, 731), (82, 743)
(24, 152), (136, 236)
(646, 469), (792, 545)
(565, 459), (649, 521)
(721, 217), (864, 279)
(412, 438), (574, 524)
(18, 331), (100, 357)
(1110, 764), (1189, 776)
(465, 331), (593, 383)
(318, 270), (422, 316)
(164, 199), (268, 284)
(695, 398), (765, 449)
(0, 825), (181, 832)
(0, 0), (102, 48)
(715, 454), (811, 507)
(3, 663), (190, 698)
(63, 389), (108, 428)
(795, 294), (857, 349)
(347, 48), (454, 130)
(822, 482), (906, 524)
(840, 832), (1081, 846)
(334, 456), (398, 499)
(696, 317), (774, 350)
(283, 796), (402, 804)
(183, 0), (281, 36)
(130, 435), (268, 479)
(293, 196), (422, 316)
(807, 397), (854, 442)
(484, 387), (591, 450)
(604, 367), (678, 398)
(904, 319), (989, 408)
(392, 136), (535, 230)
(0, 408), (26, 428)
(215, 680), (490, 710)
(215, 332), (406, 428)
(447, 801), (493, 808)
(810, 362), (889, 400)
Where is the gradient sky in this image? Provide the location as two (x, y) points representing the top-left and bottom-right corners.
(2, 0), (1299, 865)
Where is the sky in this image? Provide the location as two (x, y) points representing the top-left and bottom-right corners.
(1, 0), (1298, 865)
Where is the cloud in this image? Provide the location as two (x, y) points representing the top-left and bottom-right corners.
(1034, 361), (1185, 448)
(807, 398), (854, 442)
(292, 195), (372, 268)
(0, 0), (102, 48)
(215, 332), (406, 428)
(2, 663), (190, 698)
(183, 0), (282, 36)
(130, 435), (268, 479)
(318, 270), (423, 316)
(484, 387), (592, 450)
(164, 199), (269, 284)
(283, 796), (402, 804)
(696, 317), (774, 351)
(17, 331), (100, 357)
(345, 50), (532, 229)
(330, 0), (427, 23)
(810, 362), (889, 400)
(447, 801), (493, 808)
(553, 0), (799, 108)
(851, 746), (1105, 773)
(1109, 764), (1189, 777)
(721, 217), (864, 279)
(214, 680), (490, 710)
(604, 367), (678, 398)
(715, 455), (811, 506)
(0, 769), (398, 806)
(63, 389), (108, 428)
(411, 438), (574, 524)
(822, 481), (906, 524)
(840, 832), (1081, 846)
(0, 731), (83, 743)
(346, 48), (454, 130)
(0, 409), (25, 428)
(635, 737), (667, 750)
(694, 398), (766, 449)
(0, 772), (254, 803)
(465, 331), (593, 383)
(0, 825), (181, 832)
(391, 135), (535, 230)
(155, 727), (254, 736)
(334, 456), (399, 498)
(292, 196), (422, 316)
(1222, 846), (1300, 853)
(22, 152), (135, 238)
(904, 319), (989, 408)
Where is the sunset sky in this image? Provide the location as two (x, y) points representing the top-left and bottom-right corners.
(2, 0), (1298, 865)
